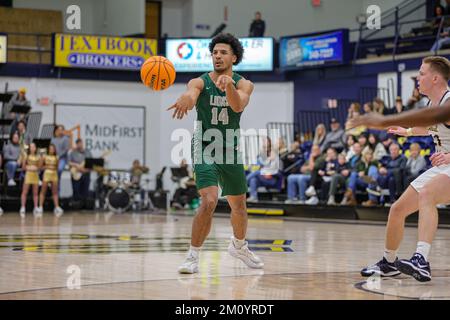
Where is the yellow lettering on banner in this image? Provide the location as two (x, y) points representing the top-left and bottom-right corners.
(54, 34), (158, 70)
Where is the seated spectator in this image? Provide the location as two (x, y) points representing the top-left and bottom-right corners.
(277, 137), (288, 158)
(366, 133), (387, 161)
(431, 25), (450, 52)
(304, 147), (338, 205)
(346, 102), (366, 136)
(344, 135), (357, 162)
(4, 88), (31, 134)
(365, 143), (407, 206)
(404, 143), (427, 187)
(343, 149), (379, 206)
(16, 120), (32, 149)
(247, 137), (280, 203)
(373, 98), (392, 116)
(363, 102), (374, 114)
(391, 96), (407, 114)
(325, 153), (351, 205)
(281, 141), (303, 175)
(284, 144), (321, 204)
(320, 118), (346, 153)
(2, 132), (21, 186)
(432, 5), (447, 32)
(358, 133), (369, 151)
(312, 123), (327, 148)
(406, 87), (428, 110)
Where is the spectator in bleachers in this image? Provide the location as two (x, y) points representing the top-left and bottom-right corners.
(16, 120), (32, 148)
(247, 137), (280, 203)
(320, 118), (346, 153)
(407, 87), (428, 110)
(363, 102), (374, 114)
(346, 102), (366, 136)
(344, 135), (357, 162)
(284, 144), (321, 204)
(2, 132), (21, 187)
(367, 133), (388, 160)
(304, 147), (338, 205)
(432, 5), (447, 32)
(346, 149), (380, 207)
(373, 98), (391, 116)
(404, 142), (427, 187)
(51, 125), (71, 182)
(326, 153), (351, 205)
(341, 142), (363, 205)
(281, 141), (302, 175)
(379, 132), (394, 153)
(431, 24), (450, 52)
(5, 88), (31, 135)
(277, 137), (288, 158)
(312, 123), (326, 147)
(249, 11), (266, 37)
(358, 133), (369, 151)
(393, 96), (406, 114)
(365, 143), (407, 206)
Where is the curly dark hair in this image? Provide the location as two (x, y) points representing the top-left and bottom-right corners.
(209, 33), (244, 65)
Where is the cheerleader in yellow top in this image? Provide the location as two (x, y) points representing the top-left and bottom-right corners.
(20, 142), (41, 217)
(38, 144), (64, 216)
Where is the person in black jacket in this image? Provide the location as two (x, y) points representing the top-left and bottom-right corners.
(249, 12), (265, 37)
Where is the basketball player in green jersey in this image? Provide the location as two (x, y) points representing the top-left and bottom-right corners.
(168, 34), (263, 274)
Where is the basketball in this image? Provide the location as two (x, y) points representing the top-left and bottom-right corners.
(140, 56), (176, 91)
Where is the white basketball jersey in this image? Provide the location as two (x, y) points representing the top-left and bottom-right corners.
(427, 90), (450, 153)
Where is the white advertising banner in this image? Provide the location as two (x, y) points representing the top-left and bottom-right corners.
(166, 37), (273, 72)
(55, 104), (145, 170)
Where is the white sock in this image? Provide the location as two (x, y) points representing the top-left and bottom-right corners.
(383, 248), (397, 263)
(416, 241), (431, 261)
(232, 236), (246, 249)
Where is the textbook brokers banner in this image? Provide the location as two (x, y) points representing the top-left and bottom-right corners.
(54, 34), (157, 70)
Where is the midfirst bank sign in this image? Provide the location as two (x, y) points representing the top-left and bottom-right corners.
(54, 33), (157, 71)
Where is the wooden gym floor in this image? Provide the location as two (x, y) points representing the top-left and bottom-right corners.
(0, 210), (449, 300)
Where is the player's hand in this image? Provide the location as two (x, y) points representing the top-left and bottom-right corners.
(387, 126), (408, 136)
(346, 112), (386, 130)
(167, 96), (191, 119)
(215, 75), (235, 92)
(430, 152), (450, 167)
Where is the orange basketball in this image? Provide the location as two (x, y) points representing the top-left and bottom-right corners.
(140, 56), (176, 91)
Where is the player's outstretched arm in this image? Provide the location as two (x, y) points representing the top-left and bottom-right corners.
(347, 104), (450, 131)
(167, 78), (204, 119)
(216, 75), (254, 113)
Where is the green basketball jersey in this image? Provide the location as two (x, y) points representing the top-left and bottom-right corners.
(192, 72), (243, 164)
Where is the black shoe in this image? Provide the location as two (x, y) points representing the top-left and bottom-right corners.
(395, 253), (431, 282)
(361, 257), (401, 277)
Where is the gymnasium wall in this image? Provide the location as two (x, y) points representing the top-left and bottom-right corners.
(0, 76), (293, 194)
(13, 0), (145, 36)
(12, 0), (415, 40)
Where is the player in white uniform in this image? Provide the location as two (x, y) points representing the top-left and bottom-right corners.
(359, 56), (450, 282)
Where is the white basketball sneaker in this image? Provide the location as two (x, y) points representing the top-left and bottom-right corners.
(228, 237), (264, 269)
(19, 207), (26, 218)
(178, 250), (199, 274)
(54, 206), (64, 217)
(33, 207), (43, 217)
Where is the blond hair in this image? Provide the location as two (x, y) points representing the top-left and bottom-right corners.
(423, 56), (450, 81)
